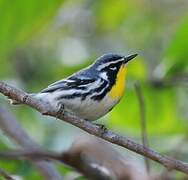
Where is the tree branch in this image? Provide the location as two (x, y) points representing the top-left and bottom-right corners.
(0, 105), (62, 180)
(0, 148), (113, 180)
(0, 168), (15, 180)
(1, 81), (188, 174)
(0, 105), (113, 180)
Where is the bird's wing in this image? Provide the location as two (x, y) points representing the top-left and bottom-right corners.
(41, 75), (96, 93)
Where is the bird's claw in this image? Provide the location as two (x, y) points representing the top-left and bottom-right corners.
(56, 104), (65, 118)
(94, 123), (108, 134)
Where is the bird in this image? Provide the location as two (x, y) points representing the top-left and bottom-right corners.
(12, 53), (137, 121)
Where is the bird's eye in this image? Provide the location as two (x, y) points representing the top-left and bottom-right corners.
(109, 67), (117, 71)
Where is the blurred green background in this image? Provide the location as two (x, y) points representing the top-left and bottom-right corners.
(0, 0), (188, 179)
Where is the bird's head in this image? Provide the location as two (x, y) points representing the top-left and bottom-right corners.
(93, 53), (137, 80)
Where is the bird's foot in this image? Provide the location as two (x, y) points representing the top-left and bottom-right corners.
(56, 103), (65, 118)
(94, 123), (108, 134)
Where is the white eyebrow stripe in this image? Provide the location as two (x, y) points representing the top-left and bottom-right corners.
(109, 67), (117, 70)
(97, 58), (124, 70)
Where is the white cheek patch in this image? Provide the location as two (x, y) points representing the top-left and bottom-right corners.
(100, 72), (108, 80)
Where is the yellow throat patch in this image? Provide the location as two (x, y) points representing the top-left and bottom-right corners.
(108, 65), (127, 99)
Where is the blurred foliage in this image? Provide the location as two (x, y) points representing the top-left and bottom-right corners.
(0, 0), (63, 56)
(0, 0), (188, 179)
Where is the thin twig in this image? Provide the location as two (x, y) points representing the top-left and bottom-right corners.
(135, 83), (150, 173)
(0, 81), (188, 174)
(0, 168), (15, 180)
(149, 73), (188, 88)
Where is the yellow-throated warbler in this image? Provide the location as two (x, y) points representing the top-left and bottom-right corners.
(12, 53), (137, 121)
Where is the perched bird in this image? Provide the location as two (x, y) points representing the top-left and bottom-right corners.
(12, 53), (137, 121)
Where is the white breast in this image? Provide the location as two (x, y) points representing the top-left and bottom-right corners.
(61, 94), (119, 121)
(35, 88), (120, 121)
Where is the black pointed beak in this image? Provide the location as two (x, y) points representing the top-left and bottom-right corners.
(123, 54), (138, 64)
